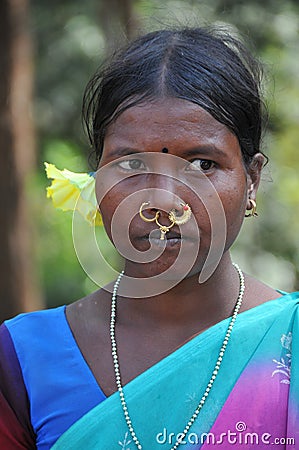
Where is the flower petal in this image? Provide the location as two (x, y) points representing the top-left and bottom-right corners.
(45, 162), (102, 226)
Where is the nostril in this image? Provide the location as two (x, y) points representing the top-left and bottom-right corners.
(173, 208), (182, 217)
(171, 205), (187, 217)
(139, 202), (160, 223)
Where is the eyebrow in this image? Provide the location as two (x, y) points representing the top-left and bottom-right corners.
(107, 145), (228, 159)
(182, 146), (228, 158)
(108, 148), (141, 159)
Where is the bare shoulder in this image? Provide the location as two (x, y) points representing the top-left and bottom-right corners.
(66, 286), (112, 332)
(241, 273), (283, 312)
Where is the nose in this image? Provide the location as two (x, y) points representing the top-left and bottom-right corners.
(146, 175), (183, 218)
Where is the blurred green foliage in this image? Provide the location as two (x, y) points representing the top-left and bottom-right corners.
(30, 0), (299, 307)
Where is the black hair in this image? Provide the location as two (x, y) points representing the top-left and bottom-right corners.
(83, 26), (267, 169)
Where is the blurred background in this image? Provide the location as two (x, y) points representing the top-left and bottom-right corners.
(1, 0), (298, 322)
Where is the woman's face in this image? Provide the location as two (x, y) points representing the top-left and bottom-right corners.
(97, 98), (261, 280)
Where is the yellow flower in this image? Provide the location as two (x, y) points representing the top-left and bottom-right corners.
(45, 162), (102, 226)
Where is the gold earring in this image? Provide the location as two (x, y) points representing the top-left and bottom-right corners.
(168, 203), (192, 225)
(245, 199), (258, 217)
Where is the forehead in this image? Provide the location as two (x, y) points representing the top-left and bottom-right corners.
(103, 98), (239, 153)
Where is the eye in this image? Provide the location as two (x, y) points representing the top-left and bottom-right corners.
(117, 158), (147, 171)
(186, 159), (215, 172)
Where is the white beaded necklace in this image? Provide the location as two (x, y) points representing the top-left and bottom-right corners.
(110, 263), (245, 450)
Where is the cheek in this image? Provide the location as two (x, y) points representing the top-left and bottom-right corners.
(220, 184), (248, 245)
(191, 174), (247, 237)
(98, 182), (141, 243)
(225, 184), (247, 218)
(98, 190), (121, 239)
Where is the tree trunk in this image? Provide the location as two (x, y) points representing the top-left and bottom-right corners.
(99, 0), (137, 53)
(0, 0), (42, 323)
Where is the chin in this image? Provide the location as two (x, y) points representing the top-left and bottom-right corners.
(125, 249), (209, 282)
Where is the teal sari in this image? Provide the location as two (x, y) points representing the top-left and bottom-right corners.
(52, 293), (299, 449)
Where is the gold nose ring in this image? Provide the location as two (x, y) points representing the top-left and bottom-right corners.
(169, 203), (192, 225)
(139, 202), (192, 240)
(139, 202), (160, 222)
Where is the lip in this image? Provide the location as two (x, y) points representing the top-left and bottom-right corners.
(137, 229), (198, 248)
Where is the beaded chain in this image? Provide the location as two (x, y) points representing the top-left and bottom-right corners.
(110, 263), (245, 450)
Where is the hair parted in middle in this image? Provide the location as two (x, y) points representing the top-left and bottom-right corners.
(83, 26), (267, 169)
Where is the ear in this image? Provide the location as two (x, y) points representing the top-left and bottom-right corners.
(246, 153), (265, 210)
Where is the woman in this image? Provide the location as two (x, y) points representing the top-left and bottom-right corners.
(0, 27), (298, 449)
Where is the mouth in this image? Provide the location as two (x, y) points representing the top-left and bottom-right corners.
(138, 229), (197, 247)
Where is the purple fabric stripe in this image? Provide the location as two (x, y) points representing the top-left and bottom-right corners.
(0, 323), (36, 441)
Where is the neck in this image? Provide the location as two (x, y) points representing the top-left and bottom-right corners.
(116, 252), (241, 332)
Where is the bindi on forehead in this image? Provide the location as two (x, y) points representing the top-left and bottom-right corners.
(161, 147), (169, 153)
